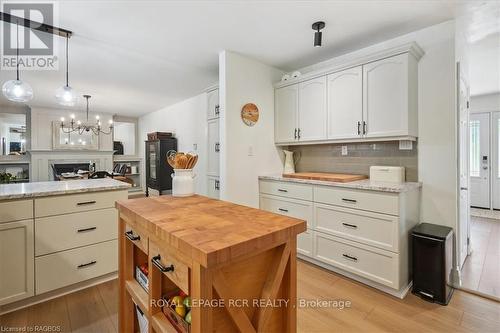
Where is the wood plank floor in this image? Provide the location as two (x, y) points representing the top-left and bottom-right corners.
(1, 260), (499, 332)
(461, 216), (500, 299)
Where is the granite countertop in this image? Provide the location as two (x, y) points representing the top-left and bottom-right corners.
(0, 179), (130, 201)
(259, 175), (422, 193)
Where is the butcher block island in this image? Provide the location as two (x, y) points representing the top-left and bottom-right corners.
(116, 195), (306, 333)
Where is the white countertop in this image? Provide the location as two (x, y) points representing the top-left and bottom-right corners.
(0, 179), (130, 201)
(259, 175), (421, 193)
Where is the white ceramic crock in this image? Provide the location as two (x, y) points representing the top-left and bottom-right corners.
(171, 169), (196, 197)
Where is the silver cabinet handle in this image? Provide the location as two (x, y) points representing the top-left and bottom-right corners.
(342, 223), (357, 229)
(357, 121), (361, 135)
(77, 226), (97, 233)
(297, 128), (301, 140)
(125, 230), (140, 241)
(363, 121), (367, 135)
(151, 255), (174, 272)
(342, 254), (357, 262)
(294, 128), (297, 140)
(77, 260), (97, 269)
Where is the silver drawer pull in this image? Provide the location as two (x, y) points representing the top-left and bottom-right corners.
(278, 208), (289, 213)
(77, 200), (97, 206)
(342, 254), (358, 262)
(125, 230), (140, 241)
(277, 189), (288, 193)
(77, 260), (97, 269)
(77, 226), (97, 233)
(341, 198), (357, 204)
(342, 223), (358, 229)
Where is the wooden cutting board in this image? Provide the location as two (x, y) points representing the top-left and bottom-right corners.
(283, 172), (368, 183)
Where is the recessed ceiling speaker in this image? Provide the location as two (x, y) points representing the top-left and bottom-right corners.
(312, 21), (325, 47)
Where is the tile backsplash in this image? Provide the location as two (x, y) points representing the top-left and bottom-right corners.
(287, 141), (418, 182)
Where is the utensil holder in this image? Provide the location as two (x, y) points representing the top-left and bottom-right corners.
(171, 169), (196, 197)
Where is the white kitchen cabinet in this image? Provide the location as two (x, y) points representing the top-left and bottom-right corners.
(298, 76), (327, 141)
(327, 66), (363, 139)
(275, 84), (298, 143)
(207, 118), (220, 177)
(362, 53), (418, 138)
(207, 176), (220, 199)
(207, 88), (219, 120)
(0, 219), (34, 305)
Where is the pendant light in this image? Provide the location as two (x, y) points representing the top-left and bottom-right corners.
(312, 21), (325, 47)
(55, 35), (77, 106)
(2, 21), (33, 102)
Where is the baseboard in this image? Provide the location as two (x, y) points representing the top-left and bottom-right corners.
(0, 272), (118, 315)
(298, 254), (412, 299)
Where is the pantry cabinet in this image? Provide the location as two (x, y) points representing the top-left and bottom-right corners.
(298, 76), (327, 141)
(0, 219), (34, 305)
(362, 53), (418, 138)
(207, 118), (220, 177)
(327, 66), (363, 139)
(207, 88), (219, 120)
(275, 84), (298, 143)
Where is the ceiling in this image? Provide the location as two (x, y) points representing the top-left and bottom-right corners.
(0, 1), (465, 117)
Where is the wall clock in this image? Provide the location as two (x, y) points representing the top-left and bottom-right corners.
(241, 103), (259, 127)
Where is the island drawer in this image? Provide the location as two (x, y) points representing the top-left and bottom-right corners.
(259, 180), (312, 201)
(149, 241), (190, 294)
(313, 186), (399, 216)
(124, 223), (148, 254)
(35, 208), (118, 256)
(35, 239), (118, 294)
(260, 194), (312, 228)
(314, 232), (399, 289)
(34, 190), (127, 218)
(314, 203), (399, 252)
(0, 200), (33, 223)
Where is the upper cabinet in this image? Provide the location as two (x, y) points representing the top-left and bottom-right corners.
(207, 89), (220, 120)
(274, 44), (422, 145)
(275, 84), (298, 143)
(363, 53), (417, 138)
(327, 66), (363, 140)
(298, 76), (327, 141)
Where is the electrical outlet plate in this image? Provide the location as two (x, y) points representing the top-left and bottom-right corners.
(341, 146), (348, 156)
(399, 140), (413, 150)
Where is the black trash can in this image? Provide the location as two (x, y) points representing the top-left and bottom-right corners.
(411, 223), (454, 305)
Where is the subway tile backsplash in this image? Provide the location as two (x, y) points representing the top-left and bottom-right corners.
(288, 141), (418, 182)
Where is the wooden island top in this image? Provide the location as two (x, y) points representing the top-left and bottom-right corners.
(116, 194), (306, 268)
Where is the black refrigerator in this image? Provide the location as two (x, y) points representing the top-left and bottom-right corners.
(145, 138), (177, 196)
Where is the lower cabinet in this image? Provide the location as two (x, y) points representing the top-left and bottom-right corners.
(0, 219), (34, 305)
(297, 229), (313, 257)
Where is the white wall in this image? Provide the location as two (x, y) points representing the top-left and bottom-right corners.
(219, 51), (284, 207)
(114, 122), (136, 155)
(471, 92), (500, 113)
(138, 93), (208, 195)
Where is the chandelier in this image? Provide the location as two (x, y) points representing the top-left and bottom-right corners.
(60, 95), (113, 135)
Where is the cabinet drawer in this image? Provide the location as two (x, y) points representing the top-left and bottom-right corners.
(314, 186), (399, 215)
(0, 200), (33, 223)
(259, 180), (312, 201)
(149, 241), (190, 294)
(315, 203), (399, 252)
(124, 223), (149, 254)
(298, 229), (313, 257)
(35, 190), (127, 218)
(260, 194), (312, 227)
(35, 239), (118, 294)
(35, 208), (118, 256)
(314, 232), (399, 289)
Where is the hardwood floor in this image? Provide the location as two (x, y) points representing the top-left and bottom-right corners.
(1, 260), (499, 332)
(461, 216), (500, 299)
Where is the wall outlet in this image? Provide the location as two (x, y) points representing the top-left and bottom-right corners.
(193, 143), (198, 151)
(399, 140), (413, 150)
(248, 145), (254, 156)
(341, 145), (348, 156)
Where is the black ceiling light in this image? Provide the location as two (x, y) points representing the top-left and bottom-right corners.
(312, 21), (325, 47)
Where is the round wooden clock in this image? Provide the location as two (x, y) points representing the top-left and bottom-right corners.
(241, 103), (259, 126)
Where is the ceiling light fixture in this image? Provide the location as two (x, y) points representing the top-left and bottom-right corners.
(55, 35), (78, 106)
(60, 95), (113, 136)
(2, 20), (33, 102)
(312, 21), (325, 47)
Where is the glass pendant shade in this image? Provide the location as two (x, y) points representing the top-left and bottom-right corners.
(55, 85), (78, 106)
(2, 79), (33, 102)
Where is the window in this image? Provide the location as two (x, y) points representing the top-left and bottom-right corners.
(470, 120), (480, 177)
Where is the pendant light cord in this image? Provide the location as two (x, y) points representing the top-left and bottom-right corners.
(65, 35), (69, 87)
(16, 20), (19, 81)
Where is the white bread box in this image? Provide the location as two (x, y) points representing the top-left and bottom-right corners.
(370, 166), (405, 183)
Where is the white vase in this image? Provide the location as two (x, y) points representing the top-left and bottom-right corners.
(171, 169), (196, 197)
(283, 150), (300, 174)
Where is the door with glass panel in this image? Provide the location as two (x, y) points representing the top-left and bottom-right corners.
(493, 112), (500, 210)
(470, 113), (490, 208)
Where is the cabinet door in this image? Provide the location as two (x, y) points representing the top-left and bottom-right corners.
(327, 67), (363, 139)
(207, 119), (220, 176)
(363, 53), (409, 138)
(207, 89), (219, 120)
(0, 219), (34, 305)
(207, 177), (220, 199)
(275, 84), (298, 143)
(298, 76), (327, 141)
